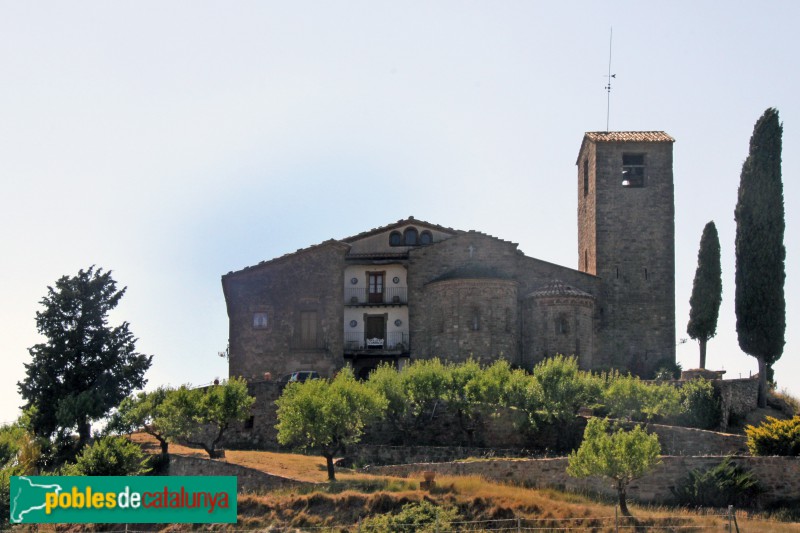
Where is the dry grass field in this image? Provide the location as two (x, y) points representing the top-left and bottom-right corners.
(130, 433), (800, 531)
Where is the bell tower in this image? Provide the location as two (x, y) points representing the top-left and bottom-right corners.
(576, 131), (676, 375)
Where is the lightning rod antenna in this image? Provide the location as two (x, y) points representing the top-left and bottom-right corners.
(605, 27), (615, 132)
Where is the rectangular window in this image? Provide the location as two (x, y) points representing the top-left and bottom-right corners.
(368, 272), (384, 303)
(622, 153), (645, 187)
(299, 311), (318, 348)
(252, 312), (268, 329)
(583, 159), (589, 196)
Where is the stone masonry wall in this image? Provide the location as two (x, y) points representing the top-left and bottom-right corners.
(371, 456), (800, 507)
(625, 421), (748, 456)
(223, 241), (348, 381)
(169, 455), (316, 492)
(589, 140), (675, 375)
(422, 278), (519, 366)
(223, 380), (283, 449)
(349, 444), (536, 466)
(715, 378), (759, 431)
(408, 232), (602, 370)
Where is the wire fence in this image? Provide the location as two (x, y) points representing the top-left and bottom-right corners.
(1, 508), (747, 532)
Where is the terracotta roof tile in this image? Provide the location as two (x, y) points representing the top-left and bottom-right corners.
(527, 279), (594, 299)
(583, 131), (674, 143)
(341, 216), (460, 243)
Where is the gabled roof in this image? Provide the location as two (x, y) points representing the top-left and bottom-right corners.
(340, 216), (461, 243)
(222, 239), (350, 279)
(576, 131), (674, 164)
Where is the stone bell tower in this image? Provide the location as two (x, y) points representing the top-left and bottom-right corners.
(576, 131), (676, 375)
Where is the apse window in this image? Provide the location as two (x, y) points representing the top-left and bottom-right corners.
(622, 153), (645, 187)
(253, 312), (268, 329)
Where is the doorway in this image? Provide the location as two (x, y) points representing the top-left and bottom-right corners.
(365, 315), (385, 348)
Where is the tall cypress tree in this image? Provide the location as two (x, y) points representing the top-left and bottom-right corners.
(687, 221), (722, 369)
(734, 108), (785, 407)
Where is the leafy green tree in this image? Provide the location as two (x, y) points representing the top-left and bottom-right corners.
(365, 363), (412, 441)
(401, 358), (450, 422)
(445, 359), (483, 444)
(463, 359), (515, 406)
(533, 355), (601, 421)
(108, 387), (173, 456)
(276, 368), (386, 480)
(567, 417), (661, 516)
(66, 435), (150, 476)
(602, 374), (681, 423)
(17, 267), (152, 447)
(687, 221), (723, 369)
(734, 108), (786, 407)
(163, 377), (255, 458)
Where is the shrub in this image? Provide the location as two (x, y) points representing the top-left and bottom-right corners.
(672, 457), (760, 507)
(67, 435), (150, 476)
(360, 500), (460, 532)
(677, 378), (722, 430)
(746, 416), (800, 456)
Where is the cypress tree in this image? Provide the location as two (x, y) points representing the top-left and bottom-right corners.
(734, 108), (785, 407)
(687, 221), (722, 369)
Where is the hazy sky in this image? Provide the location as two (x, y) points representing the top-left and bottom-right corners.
(1, 2), (797, 425)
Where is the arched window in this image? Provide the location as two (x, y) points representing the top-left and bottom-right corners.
(419, 230), (433, 245)
(403, 227), (418, 246)
(556, 315), (570, 335)
(389, 231), (402, 246)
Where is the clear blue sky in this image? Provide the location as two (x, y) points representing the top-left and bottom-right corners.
(1, 2), (797, 424)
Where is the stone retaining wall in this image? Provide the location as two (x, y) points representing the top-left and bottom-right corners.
(369, 456), (800, 507)
(626, 421), (748, 456)
(715, 378), (759, 431)
(168, 455), (317, 492)
(350, 444), (539, 466)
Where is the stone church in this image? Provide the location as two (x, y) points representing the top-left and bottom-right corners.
(222, 131), (676, 380)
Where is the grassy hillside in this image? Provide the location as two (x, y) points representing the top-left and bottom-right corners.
(136, 434), (800, 531)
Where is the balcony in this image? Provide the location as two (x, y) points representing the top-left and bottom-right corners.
(343, 331), (409, 353)
(344, 287), (407, 306)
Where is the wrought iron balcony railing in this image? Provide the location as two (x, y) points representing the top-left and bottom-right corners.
(343, 331), (409, 351)
(344, 287), (407, 305)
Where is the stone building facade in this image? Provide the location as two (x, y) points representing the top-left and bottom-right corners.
(222, 131), (676, 380)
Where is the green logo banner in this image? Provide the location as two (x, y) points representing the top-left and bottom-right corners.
(10, 476), (237, 524)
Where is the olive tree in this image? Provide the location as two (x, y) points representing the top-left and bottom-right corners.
(567, 417), (661, 516)
(163, 377), (254, 458)
(276, 368), (386, 480)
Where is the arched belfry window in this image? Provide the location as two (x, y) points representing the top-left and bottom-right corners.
(419, 230), (433, 245)
(389, 231), (402, 246)
(403, 227), (418, 245)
